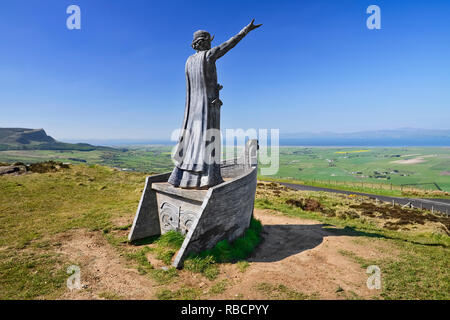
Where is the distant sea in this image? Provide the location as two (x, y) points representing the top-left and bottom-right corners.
(278, 138), (450, 147)
(62, 138), (450, 147)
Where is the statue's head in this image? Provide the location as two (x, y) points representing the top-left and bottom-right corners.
(191, 30), (214, 51)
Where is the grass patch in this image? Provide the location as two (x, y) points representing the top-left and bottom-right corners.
(156, 286), (202, 300)
(154, 247), (177, 265)
(338, 243), (450, 299)
(338, 249), (375, 269)
(183, 218), (262, 280)
(339, 290), (362, 300)
(98, 291), (122, 300)
(236, 261), (250, 273)
(184, 256), (219, 280)
(124, 247), (154, 275)
(104, 234), (128, 247)
(0, 250), (68, 299)
(256, 282), (317, 300)
(151, 267), (179, 285)
(124, 246), (179, 284)
(113, 224), (132, 231)
(381, 241), (450, 299)
(209, 279), (229, 295)
(132, 231), (185, 266)
(155, 231), (185, 249)
(125, 231), (184, 284)
(150, 231), (184, 266)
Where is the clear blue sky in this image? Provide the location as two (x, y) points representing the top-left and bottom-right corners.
(0, 0), (449, 141)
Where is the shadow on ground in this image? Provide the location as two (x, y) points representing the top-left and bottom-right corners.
(248, 224), (381, 263)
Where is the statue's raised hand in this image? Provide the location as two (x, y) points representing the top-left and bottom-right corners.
(246, 19), (262, 32)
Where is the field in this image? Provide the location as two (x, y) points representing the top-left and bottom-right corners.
(266, 147), (450, 193)
(0, 165), (449, 300)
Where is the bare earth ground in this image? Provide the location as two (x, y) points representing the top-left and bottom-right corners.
(391, 157), (426, 164)
(58, 230), (154, 300)
(57, 209), (390, 300)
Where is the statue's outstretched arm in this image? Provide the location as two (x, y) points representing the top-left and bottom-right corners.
(207, 19), (262, 61)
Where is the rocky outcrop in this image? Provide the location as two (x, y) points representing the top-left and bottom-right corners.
(0, 161), (70, 176)
(0, 163), (28, 176)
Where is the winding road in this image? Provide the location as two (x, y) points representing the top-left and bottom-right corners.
(277, 182), (450, 215)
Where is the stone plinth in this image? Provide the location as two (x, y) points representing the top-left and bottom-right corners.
(129, 139), (258, 268)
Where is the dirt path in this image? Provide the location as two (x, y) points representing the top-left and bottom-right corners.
(56, 210), (390, 300)
(57, 229), (156, 300)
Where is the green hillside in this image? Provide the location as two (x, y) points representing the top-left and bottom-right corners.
(0, 163), (448, 299)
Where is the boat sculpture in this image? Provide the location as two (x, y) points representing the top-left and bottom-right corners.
(128, 139), (258, 268)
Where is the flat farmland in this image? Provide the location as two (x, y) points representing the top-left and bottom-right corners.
(263, 147), (450, 192)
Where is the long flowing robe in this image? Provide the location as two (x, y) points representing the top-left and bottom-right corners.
(168, 28), (249, 188)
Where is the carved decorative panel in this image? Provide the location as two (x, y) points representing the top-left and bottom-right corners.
(179, 211), (198, 235)
(160, 202), (179, 232)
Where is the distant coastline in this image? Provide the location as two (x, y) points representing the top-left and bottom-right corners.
(56, 128), (450, 147)
(277, 139), (450, 147)
(59, 138), (450, 147)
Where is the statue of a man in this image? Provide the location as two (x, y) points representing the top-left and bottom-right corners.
(168, 19), (262, 189)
